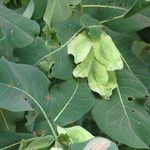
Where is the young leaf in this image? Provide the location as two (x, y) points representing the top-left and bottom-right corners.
(93, 33), (123, 71)
(67, 32), (92, 64)
(88, 59), (117, 99)
(73, 50), (94, 78)
(58, 126), (94, 143)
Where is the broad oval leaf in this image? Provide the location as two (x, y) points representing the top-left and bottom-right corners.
(92, 69), (150, 148)
(0, 3), (40, 48)
(0, 58), (50, 112)
(50, 78), (95, 126)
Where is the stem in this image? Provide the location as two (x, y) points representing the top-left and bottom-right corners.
(82, 4), (127, 11)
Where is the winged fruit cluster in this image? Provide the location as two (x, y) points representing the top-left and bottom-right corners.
(67, 31), (123, 99)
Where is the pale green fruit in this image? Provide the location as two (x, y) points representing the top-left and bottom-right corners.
(67, 32), (92, 64)
(73, 50), (94, 78)
(88, 59), (117, 99)
(93, 33), (123, 71)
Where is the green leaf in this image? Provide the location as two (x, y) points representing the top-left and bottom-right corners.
(23, 0), (35, 19)
(0, 24), (16, 62)
(92, 69), (150, 148)
(83, 0), (150, 33)
(0, 57), (50, 112)
(73, 50), (93, 78)
(50, 78), (95, 126)
(69, 0), (81, 5)
(18, 135), (54, 150)
(68, 32), (92, 64)
(88, 59), (117, 99)
(80, 14), (101, 39)
(0, 131), (32, 149)
(93, 32), (123, 71)
(0, 3), (40, 48)
(0, 109), (24, 131)
(44, 0), (72, 26)
(124, 0), (150, 18)
(107, 28), (150, 88)
(68, 137), (118, 150)
(32, 0), (47, 20)
(58, 126), (94, 143)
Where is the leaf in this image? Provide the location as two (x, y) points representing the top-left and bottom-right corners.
(68, 137), (118, 150)
(32, 0), (48, 20)
(107, 28), (150, 88)
(67, 32), (92, 64)
(73, 50), (94, 78)
(0, 109), (24, 131)
(80, 14), (101, 39)
(69, 0), (81, 5)
(15, 20), (80, 80)
(0, 131), (32, 149)
(0, 3), (40, 48)
(23, 0), (35, 19)
(44, 0), (72, 26)
(92, 69), (150, 148)
(0, 23), (16, 62)
(58, 126), (94, 143)
(0, 57), (50, 112)
(93, 32), (123, 71)
(83, 0), (150, 33)
(49, 78), (95, 126)
(18, 135), (54, 150)
(14, 37), (53, 65)
(88, 59), (117, 99)
(124, 0), (150, 18)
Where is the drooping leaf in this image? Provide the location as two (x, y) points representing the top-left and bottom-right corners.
(93, 32), (123, 71)
(88, 59), (117, 99)
(73, 50), (94, 78)
(92, 69), (150, 148)
(0, 3), (40, 48)
(68, 32), (92, 64)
